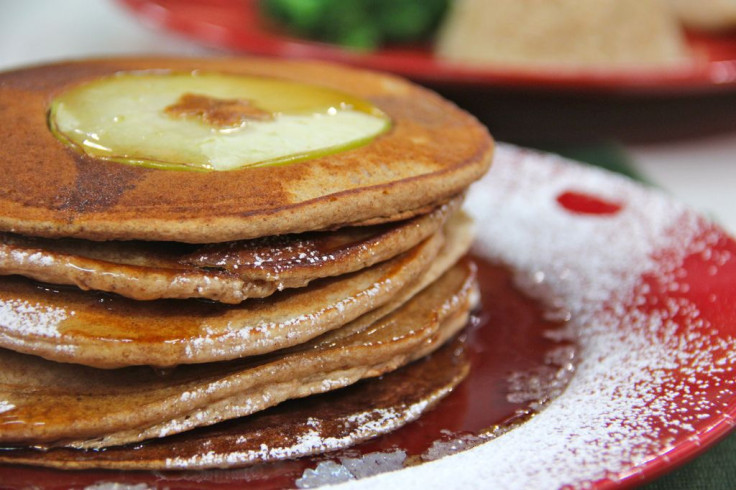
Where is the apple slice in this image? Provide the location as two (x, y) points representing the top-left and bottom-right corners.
(49, 71), (390, 171)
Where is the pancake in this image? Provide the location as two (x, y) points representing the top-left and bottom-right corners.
(0, 219), (457, 368)
(0, 196), (461, 303)
(0, 332), (470, 470)
(0, 57), (492, 471)
(311, 211), (474, 343)
(0, 260), (476, 449)
(0, 212), (473, 368)
(0, 57), (492, 243)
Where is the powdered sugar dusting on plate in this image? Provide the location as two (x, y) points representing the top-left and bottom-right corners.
(338, 144), (736, 489)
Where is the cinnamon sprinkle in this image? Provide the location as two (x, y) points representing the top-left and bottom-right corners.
(165, 93), (273, 127)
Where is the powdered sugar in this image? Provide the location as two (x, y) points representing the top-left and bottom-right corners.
(335, 144), (736, 489)
(84, 484), (151, 490)
(296, 450), (408, 488)
(0, 298), (68, 339)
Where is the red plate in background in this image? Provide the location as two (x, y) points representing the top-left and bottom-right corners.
(118, 0), (736, 94)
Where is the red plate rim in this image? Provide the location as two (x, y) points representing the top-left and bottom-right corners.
(598, 411), (736, 487)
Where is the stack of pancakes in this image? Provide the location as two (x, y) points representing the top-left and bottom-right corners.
(0, 58), (492, 469)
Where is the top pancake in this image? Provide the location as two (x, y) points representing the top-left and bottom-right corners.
(0, 57), (493, 243)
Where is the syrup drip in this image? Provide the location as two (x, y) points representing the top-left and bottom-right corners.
(0, 257), (576, 489)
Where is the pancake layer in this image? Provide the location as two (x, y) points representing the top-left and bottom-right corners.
(0, 260), (476, 448)
(0, 58), (493, 243)
(0, 196), (461, 303)
(0, 221), (448, 368)
(0, 333), (470, 470)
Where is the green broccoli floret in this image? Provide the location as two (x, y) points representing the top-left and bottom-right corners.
(260, 0), (449, 51)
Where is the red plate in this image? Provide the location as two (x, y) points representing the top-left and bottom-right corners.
(118, 0), (736, 94)
(2, 144), (735, 488)
(345, 144), (736, 489)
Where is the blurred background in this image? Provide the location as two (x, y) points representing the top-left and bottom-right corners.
(0, 1), (735, 488)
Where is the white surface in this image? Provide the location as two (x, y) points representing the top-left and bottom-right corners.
(629, 136), (736, 235)
(1, 0), (733, 237)
(0, 0), (212, 69)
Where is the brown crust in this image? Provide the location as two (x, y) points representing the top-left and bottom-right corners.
(0, 230), (446, 368)
(0, 259), (476, 447)
(0, 196), (461, 303)
(0, 57), (493, 243)
(0, 333), (469, 470)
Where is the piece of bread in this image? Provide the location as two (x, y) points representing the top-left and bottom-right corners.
(669, 0), (736, 32)
(436, 0), (690, 69)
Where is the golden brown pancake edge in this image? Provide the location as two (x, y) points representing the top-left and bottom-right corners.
(0, 196), (462, 303)
(0, 331), (470, 471)
(0, 57), (493, 243)
(0, 259), (477, 448)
